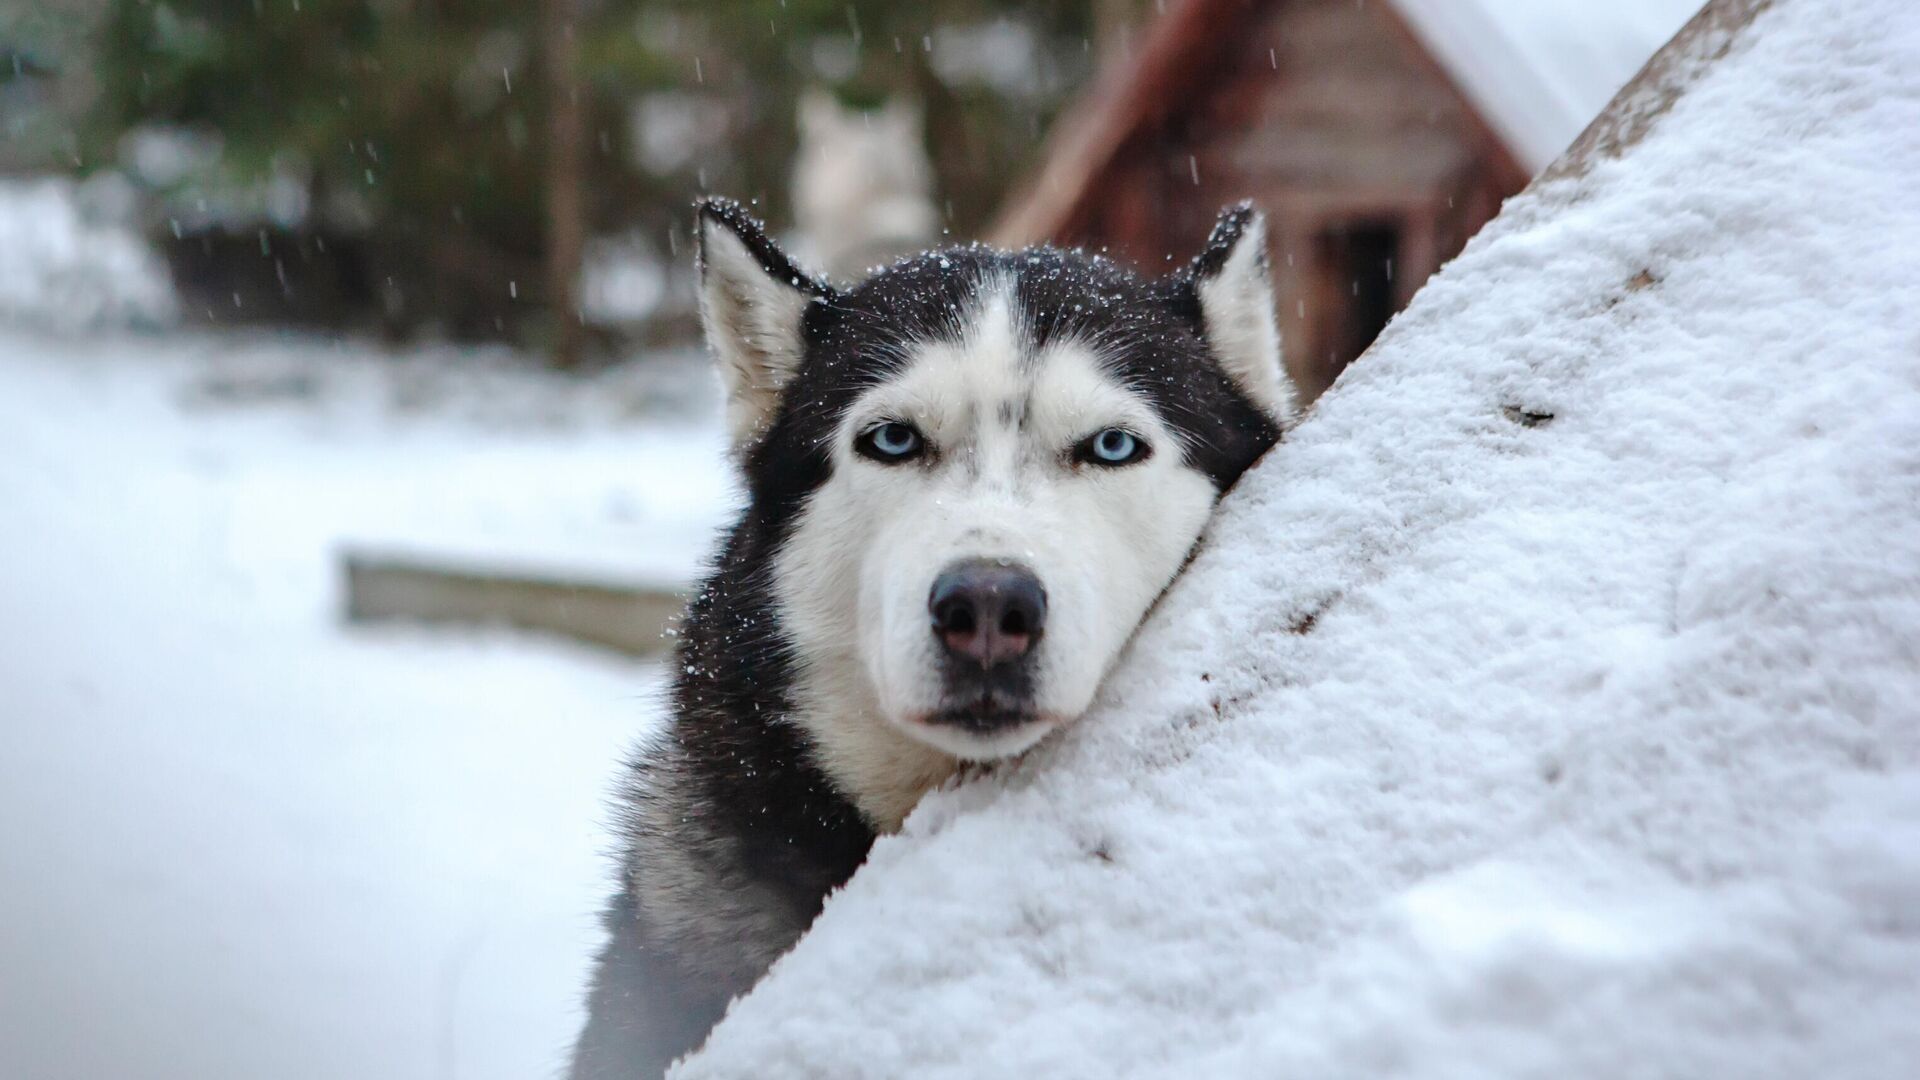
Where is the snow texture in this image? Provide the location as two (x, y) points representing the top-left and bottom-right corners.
(0, 178), (178, 331)
(0, 328), (728, 1079)
(683, 1), (1920, 1075)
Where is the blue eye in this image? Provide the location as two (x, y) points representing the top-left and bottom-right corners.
(857, 421), (925, 462)
(1078, 428), (1149, 467)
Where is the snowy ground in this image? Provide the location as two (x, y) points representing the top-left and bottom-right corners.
(686, 1), (1920, 1075)
(0, 176), (178, 332)
(0, 323), (732, 1080)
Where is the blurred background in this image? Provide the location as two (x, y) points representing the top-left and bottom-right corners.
(0, 1), (1697, 1077)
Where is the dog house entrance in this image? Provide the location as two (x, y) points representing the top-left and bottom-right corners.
(1314, 220), (1401, 381)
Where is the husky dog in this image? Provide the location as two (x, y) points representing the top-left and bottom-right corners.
(571, 198), (1293, 1077)
(790, 90), (940, 280)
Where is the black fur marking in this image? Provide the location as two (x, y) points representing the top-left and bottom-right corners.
(573, 211), (1285, 1078)
(694, 196), (833, 300)
(1184, 201), (1264, 282)
(1012, 243), (1280, 490)
(570, 888), (731, 1079)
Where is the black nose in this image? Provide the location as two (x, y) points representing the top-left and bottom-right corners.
(929, 559), (1047, 668)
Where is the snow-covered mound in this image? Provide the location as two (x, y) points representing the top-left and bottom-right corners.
(683, 0), (1920, 1075)
(0, 177), (177, 331)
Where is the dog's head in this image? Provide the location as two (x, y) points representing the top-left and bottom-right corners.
(696, 198), (1292, 774)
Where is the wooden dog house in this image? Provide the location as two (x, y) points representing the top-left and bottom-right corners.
(994, 0), (1674, 400)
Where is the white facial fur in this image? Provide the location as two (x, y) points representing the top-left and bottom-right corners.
(696, 201), (1290, 829)
(772, 281), (1218, 808)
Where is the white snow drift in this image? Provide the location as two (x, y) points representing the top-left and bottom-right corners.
(0, 177), (177, 331)
(0, 331), (728, 1080)
(683, 0), (1920, 1075)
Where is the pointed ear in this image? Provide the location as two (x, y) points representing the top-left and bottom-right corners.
(1185, 203), (1295, 425)
(695, 198), (832, 448)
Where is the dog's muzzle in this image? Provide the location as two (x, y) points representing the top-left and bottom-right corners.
(927, 558), (1046, 732)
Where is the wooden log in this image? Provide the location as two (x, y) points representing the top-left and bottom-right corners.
(341, 548), (685, 659)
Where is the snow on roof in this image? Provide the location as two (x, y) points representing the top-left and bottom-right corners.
(1396, 0), (1706, 171)
(993, 0), (1701, 247)
(683, 0), (1920, 1074)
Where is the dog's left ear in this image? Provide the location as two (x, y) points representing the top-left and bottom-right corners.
(696, 198), (834, 448)
(1185, 203), (1295, 425)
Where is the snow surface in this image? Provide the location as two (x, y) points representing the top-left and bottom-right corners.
(0, 177), (178, 331)
(1398, 0), (1705, 171)
(683, 0), (1920, 1075)
(0, 327), (731, 1079)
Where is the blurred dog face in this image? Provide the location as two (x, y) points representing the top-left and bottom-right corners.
(694, 199), (1290, 813)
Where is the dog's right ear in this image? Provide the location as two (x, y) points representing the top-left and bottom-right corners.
(1184, 203), (1295, 426)
(696, 198), (833, 448)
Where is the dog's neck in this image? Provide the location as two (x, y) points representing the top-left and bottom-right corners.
(788, 663), (962, 833)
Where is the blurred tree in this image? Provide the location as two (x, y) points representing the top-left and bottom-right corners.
(89, 0), (670, 351)
(543, 0), (588, 368)
(84, 0), (1099, 359)
(643, 0), (1095, 238)
(2, 0), (110, 171)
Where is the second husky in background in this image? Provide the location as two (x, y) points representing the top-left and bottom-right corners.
(790, 91), (940, 279)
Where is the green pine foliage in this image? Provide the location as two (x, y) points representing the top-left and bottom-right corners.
(84, 0), (1098, 348)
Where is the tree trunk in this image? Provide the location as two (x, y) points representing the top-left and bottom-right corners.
(1093, 0), (1137, 64)
(542, 0), (587, 370)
